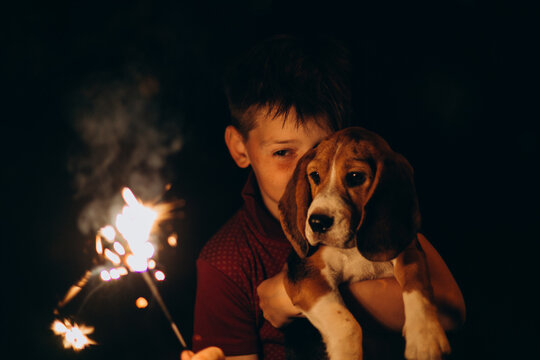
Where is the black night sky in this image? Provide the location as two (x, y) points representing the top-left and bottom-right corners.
(2, 1), (537, 359)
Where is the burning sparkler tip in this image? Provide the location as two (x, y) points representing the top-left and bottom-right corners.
(51, 319), (96, 351)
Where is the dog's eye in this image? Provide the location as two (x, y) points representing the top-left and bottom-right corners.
(309, 171), (321, 185)
(345, 172), (366, 187)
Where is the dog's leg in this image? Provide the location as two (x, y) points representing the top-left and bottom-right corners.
(393, 241), (451, 360)
(304, 292), (363, 360)
(285, 253), (363, 360)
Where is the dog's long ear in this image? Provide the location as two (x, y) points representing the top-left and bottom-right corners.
(356, 152), (421, 261)
(279, 150), (316, 258)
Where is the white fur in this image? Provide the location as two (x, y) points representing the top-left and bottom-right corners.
(402, 290), (451, 360)
(303, 247), (393, 360)
(319, 247), (394, 284)
(308, 248), (449, 360)
(304, 292), (363, 360)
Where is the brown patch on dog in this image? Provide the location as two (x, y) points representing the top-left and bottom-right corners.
(279, 150), (316, 258)
(393, 238), (433, 299)
(284, 251), (333, 312)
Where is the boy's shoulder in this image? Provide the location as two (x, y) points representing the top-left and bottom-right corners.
(198, 207), (250, 262)
(197, 206), (258, 285)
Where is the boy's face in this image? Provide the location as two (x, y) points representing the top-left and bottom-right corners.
(226, 107), (332, 219)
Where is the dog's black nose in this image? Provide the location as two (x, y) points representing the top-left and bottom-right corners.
(309, 214), (334, 233)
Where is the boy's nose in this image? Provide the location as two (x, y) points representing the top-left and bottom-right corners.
(308, 214), (334, 233)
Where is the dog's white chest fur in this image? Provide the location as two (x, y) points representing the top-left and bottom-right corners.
(319, 246), (394, 285)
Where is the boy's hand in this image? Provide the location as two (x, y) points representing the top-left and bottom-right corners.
(257, 269), (303, 328)
(181, 347), (225, 360)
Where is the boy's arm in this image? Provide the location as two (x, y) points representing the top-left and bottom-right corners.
(257, 234), (466, 331)
(257, 270), (304, 327)
(193, 259), (260, 357)
(344, 234), (465, 331)
(418, 233), (466, 329)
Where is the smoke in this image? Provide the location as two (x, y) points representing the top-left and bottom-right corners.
(69, 74), (182, 235)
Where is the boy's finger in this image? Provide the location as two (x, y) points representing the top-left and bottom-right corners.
(180, 350), (195, 360)
(192, 347), (225, 360)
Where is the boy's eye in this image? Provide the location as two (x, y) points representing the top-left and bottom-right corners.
(273, 149), (290, 157)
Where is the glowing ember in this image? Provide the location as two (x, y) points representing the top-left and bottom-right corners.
(136, 297), (148, 309)
(93, 188), (163, 275)
(113, 241), (126, 255)
(122, 187), (139, 206)
(114, 187), (158, 272)
(117, 190), (157, 235)
(154, 270), (165, 281)
(104, 248), (121, 265)
(142, 242), (155, 258)
(51, 319), (96, 350)
(109, 268), (121, 280)
(100, 270), (111, 281)
(167, 233), (178, 247)
(126, 254), (148, 272)
(100, 225), (116, 243)
(95, 235), (103, 254)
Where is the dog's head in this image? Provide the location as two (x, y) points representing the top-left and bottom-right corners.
(278, 127), (420, 261)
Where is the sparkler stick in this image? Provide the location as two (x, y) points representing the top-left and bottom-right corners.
(55, 270), (92, 311)
(142, 271), (187, 348)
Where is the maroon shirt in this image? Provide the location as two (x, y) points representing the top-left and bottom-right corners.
(192, 172), (291, 358)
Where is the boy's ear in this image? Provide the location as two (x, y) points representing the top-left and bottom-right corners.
(224, 125), (250, 168)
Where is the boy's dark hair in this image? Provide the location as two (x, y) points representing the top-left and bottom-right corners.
(224, 34), (352, 138)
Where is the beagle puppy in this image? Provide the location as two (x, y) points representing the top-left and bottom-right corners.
(279, 127), (450, 360)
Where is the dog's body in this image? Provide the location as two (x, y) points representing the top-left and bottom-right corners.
(278, 127), (450, 360)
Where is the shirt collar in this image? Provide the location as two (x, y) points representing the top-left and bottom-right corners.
(241, 172), (289, 242)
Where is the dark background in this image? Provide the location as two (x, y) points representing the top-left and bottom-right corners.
(2, 0), (537, 359)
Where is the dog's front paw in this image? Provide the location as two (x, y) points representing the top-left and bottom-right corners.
(401, 291), (451, 360)
(403, 318), (450, 360)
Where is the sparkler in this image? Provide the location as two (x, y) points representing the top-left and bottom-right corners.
(51, 319), (96, 350)
(52, 186), (186, 350)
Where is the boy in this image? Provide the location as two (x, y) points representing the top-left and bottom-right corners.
(188, 35), (465, 360)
